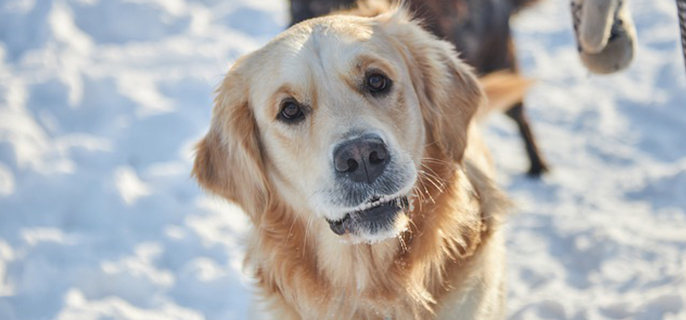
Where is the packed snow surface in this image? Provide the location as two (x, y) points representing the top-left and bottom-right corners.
(1, 0), (685, 319)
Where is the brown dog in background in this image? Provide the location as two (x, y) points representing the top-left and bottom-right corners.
(289, 0), (548, 176)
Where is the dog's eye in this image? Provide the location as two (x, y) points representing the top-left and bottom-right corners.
(278, 99), (305, 123)
(365, 72), (391, 95)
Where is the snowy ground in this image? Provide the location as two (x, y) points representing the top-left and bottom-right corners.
(1, 0), (685, 319)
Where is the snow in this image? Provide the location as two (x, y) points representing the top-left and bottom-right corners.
(0, 0), (684, 319)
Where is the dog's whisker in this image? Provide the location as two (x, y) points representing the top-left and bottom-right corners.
(412, 179), (430, 207)
(420, 161), (447, 180)
(421, 174), (445, 194)
(413, 174), (429, 203)
(419, 163), (448, 189)
(397, 232), (409, 253)
(408, 185), (421, 214)
(418, 169), (446, 197)
(421, 169), (447, 194)
(416, 171), (437, 205)
(420, 157), (452, 166)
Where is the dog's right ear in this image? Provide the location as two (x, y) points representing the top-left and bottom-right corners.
(193, 67), (269, 220)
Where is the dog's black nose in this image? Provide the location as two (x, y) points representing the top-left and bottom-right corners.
(333, 135), (389, 184)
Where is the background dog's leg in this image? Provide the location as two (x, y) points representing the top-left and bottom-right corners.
(505, 102), (549, 177)
(478, 71), (547, 176)
(501, 34), (549, 178)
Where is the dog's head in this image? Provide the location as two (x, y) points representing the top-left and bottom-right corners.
(193, 9), (483, 243)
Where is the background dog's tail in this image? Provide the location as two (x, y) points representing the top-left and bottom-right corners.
(476, 71), (534, 121)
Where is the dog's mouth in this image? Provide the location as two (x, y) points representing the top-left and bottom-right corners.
(326, 195), (409, 236)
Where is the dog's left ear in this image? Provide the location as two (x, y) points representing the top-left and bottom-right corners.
(192, 62), (270, 221)
(377, 9), (485, 163)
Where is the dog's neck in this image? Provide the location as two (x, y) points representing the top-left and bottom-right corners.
(247, 157), (506, 319)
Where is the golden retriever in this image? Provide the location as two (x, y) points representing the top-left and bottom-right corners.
(193, 5), (527, 320)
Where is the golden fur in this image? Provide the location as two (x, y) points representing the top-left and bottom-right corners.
(193, 6), (526, 320)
